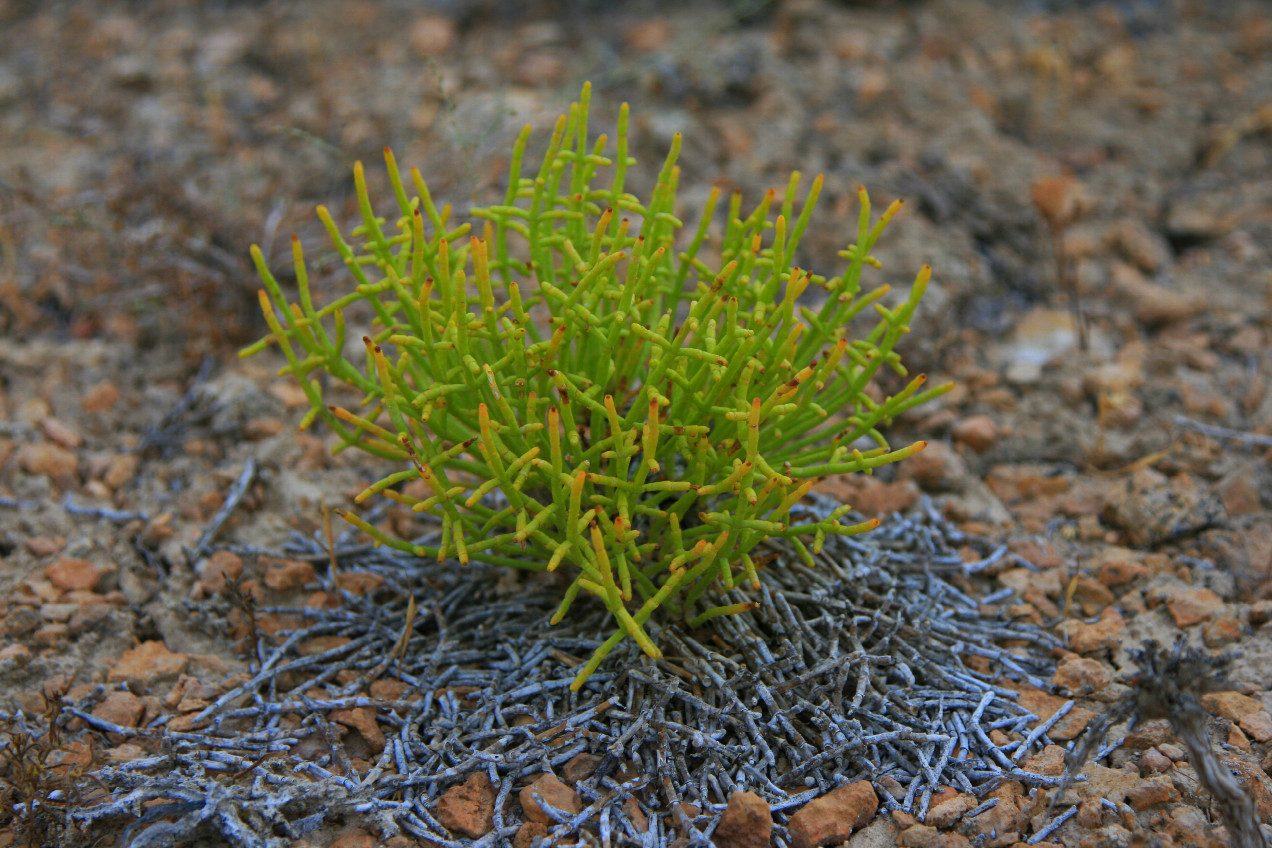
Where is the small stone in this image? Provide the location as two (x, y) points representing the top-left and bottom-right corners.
(0, 644), (32, 666)
(1009, 685), (1094, 741)
(244, 417), (286, 440)
(514, 822), (547, 848)
(626, 18), (672, 52)
(93, 690), (144, 727)
(1104, 219), (1170, 273)
(408, 15), (456, 56)
(4, 607), (40, 637)
(1076, 798), (1103, 829)
(998, 308), (1079, 384)
(816, 477), (920, 518)
(952, 415), (1000, 453)
(335, 571), (386, 596)
(519, 773), (581, 825)
(330, 707), (386, 753)
(263, 558), (317, 591)
(436, 772), (494, 838)
(369, 678), (411, 701)
(33, 623), (69, 646)
(299, 635), (351, 655)
(1031, 175), (1092, 229)
(105, 743), (147, 762)
(1148, 584), (1224, 627)
(45, 558), (104, 594)
(845, 817), (899, 848)
(81, 380), (121, 412)
(198, 550), (245, 594)
(1203, 613), (1244, 646)
(626, 797), (649, 832)
(1216, 466), (1262, 516)
(1051, 656), (1111, 695)
(1239, 710), (1272, 742)
(961, 781), (1022, 846)
(1093, 550), (1149, 588)
(1228, 723), (1251, 752)
(1251, 600), (1272, 626)
(1021, 745), (1067, 777)
(1125, 774), (1179, 810)
(40, 417), (82, 449)
(1110, 262), (1197, 326)
(923, 793), (974, 828)
(713, 790), (772, 848)
(329, 829), (375, 848)
(108, 640), (188, 682)
(1124, 719), (1175, 750)
(562, 752), (602, 785)
(1065, 607), (1125, 654)
(1165, 806), (1211, 847)
(1221, 758), (1272, 819)
(102, 454), (139, 490)
(901, 441), (968, 492)
(17, 442), (78, 479)
(1104, 468), (1224, 547)
(1139, 747), (1172, 774)
(1202, 690), (1263, 721)
(788, 781), (877, 848)
(25, 536), (64, 556)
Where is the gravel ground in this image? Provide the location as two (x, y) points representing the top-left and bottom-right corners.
(1, 1), (1271, 846)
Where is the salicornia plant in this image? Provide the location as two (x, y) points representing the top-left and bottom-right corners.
(243, 84), (950, 689)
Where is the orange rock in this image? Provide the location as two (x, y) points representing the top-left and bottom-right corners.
(901, 441), (968, 492)
(788, 781), (877, 848)
(329, 829), (375, 848)
(1030, 175), (1091, 229)
(336, 571), (386, 595)
(1202, 690), (1263, 720)
(1203, 613), (1244, 646)
(514, 822), (548, 848)
(102, 454), (140, 490)
(331, 707), (386, 753)
(924, 792), (975, 828)
(714, 791), (772, 848)
(81, 380), (121, 412)
(1064, 606), (1125, 654)
(625, 19), (672, 53)
(562, 753), (602, 785)
(952, 416), (1000, 453)
(1147, 585), (1224, 627)
(299, 635), (351, 656)
(1125, 774), (1179, 810)
(198, 550), (245, 593)
(1006, 684), (1094, 741)
(436, 772), (495, 838)
(45, 558), (103, 594)
(408, 15), (456, 56)
(1051, 656), (1111, 695)
(93, 690), (144, 727)
(519, 773), (580, 825)
(1020, 745), (1067, 777)
(263, 557), (317, 591)
(109, 640), (189, 682)
(17, 442), (78, 479)
(40, 417), (82, 448)
(1239, 710), (1272, 743)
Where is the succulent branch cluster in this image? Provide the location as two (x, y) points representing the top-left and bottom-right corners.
(244, 84), (948, 688)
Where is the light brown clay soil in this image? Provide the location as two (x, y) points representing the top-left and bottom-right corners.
(1, 1), (1271, 846)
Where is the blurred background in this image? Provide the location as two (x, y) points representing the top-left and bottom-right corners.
(2, 0), (1271, 535)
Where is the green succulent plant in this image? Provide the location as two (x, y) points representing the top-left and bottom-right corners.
(243, 84), (950, 690)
